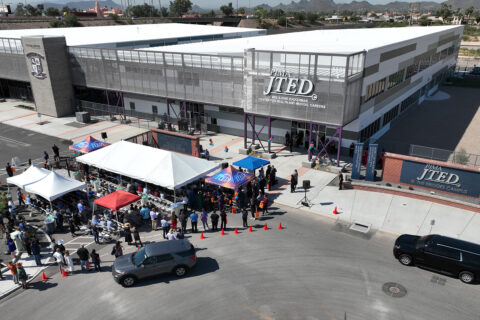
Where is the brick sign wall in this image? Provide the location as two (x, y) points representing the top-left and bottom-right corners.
(382, 153), (480, 199)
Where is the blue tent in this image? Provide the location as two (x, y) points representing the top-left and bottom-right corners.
(233, 156), (270, 171)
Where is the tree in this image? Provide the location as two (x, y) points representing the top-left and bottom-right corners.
(45, 7), (60, 16)
(169, 0), (192, 17)
(419, 16), (430, 26)
(49, 19), (62, 28)
(269, 8), (284, 19)
(202, 10), (215, 17)
(294, 11), (306, 23)
(62, 6), (71, 14)
(160, 7), (169, 17)
(237, 7), (245, 14)
(14, 3), (26, 16)
(277, 15), (287, 27)
(436, 3), (452, 21)
(37, 4), (44, 14)
(253, 6), (267, 22)
(307, 12), (318, 24)
(64, 14), (81, 27)
(126, 4), (159, 17)
(220, 2), (234, 16)
(109, 13), (120, 22)
(25, 4), (39, 16)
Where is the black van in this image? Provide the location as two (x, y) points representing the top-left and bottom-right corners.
(393, 234), (480, 284)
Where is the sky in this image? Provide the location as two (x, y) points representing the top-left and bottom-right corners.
(15, 0), (445, 9)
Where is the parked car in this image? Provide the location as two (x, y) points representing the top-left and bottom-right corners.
(112, 239), (197, 287)
(470, 66), (480, 75)
(393, 234), (480, 284)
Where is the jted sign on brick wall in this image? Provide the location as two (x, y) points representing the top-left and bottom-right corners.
(400, 160), (480, 197)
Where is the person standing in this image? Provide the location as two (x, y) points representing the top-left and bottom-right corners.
(124, 224), (133, 245)
(30, 239), (42, 266)
(112, 241), (123, 258)
(90, 249), (101, 272)
(200, 209), (209, 231)
(210, 211), (219, 231)
(150, 208), (158, 231)
(69, 218), (76, 237)
(6, 162), (13, 177)
(220, 210), (227, 230)
(64, 250), (74, 274)
(249, 197), (257, 220)
(6, 234), (16, 259)
(52, 144), (60, 162)
(338, 172), (344, 190)
(91, 223), (100, 245)
(8, 261), (18, 284)
(53, 248), (65, 273)
(179, 210), (188, 233)
(241, 208), (248, 228)
(17, 263), (28, 289)
(260, 193), (269, 216)
(132, 227), (143, 247)
(76, 245), (89, 272)
(171, 213), (178, 232)
(291, 169), (298, 193)
(161, 216), (169, 239)
(190, 211), (198, 233)
(16, 189), (25, 207)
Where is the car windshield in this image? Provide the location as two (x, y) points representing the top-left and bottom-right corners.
(133, 247), (147, 266)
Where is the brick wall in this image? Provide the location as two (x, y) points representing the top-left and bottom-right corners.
(382, 156), (403, 184)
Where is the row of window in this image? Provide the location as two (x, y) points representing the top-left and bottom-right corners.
(129, 102), (159, 114)
(382, 105), (399, 126)
(363, 45), (457, 104)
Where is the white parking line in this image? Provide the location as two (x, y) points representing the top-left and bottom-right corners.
(0, 135), (31, 147)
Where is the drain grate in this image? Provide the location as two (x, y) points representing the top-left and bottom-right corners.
(431, 276), (446, 285)
(382, 282), (407, 298)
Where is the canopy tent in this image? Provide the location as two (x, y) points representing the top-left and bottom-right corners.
(69, 136), (109, 153)
(205, 165), (254, 190)
(6, 165), (50, 189)
(76, 141), (220, 190)
(94, 190), (140, 211)
(24, 171), (86, 201)
(233, 156), (270, 171)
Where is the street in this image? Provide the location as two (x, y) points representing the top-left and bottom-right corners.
(1, 204), (479, 320)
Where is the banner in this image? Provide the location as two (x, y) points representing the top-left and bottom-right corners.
(351, 143), (363, 180)
(365, 144), (379, 181)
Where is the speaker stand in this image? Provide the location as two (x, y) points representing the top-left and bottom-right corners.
(296, 188), (312, 207)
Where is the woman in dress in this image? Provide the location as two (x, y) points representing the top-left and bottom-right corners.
(64, 250), (74, 274)
(124, 223), (133, 245)
(171, 214), (178, 232)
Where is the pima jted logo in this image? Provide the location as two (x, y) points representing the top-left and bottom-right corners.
(416, 164), (460, 187)
(26, 52), (47, 80)
(263, 69), (317, 101)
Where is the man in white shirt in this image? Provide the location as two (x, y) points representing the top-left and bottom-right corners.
(150, 208), (158, 231)
(161, 216), (169, 239)
(167, 229), (177, 240)
(53, 248), (65, 273)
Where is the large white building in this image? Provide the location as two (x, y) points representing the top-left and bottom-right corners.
(0, 23), (463, 161)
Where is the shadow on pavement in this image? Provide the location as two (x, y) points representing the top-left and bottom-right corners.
(28, 280), (58, 291)
(132, 257), (219, 287)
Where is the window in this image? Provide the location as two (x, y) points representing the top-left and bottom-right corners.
(152, 105), (158, 114)
(129, 102), (135, 110)
(405, 63), (418, 79)
(383, 105), (399, 126)
(387, 69), (404, 89)
(426, 244), (461, 261)
(364, 78), (386, 103)
(155, 254), (174, 263)
(418, 56), (431, 72)
(360, 117), (381, 141)
(177, 244), (196, 257)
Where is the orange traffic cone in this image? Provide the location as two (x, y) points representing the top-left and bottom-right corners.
(41, 272), (48, 281)
(234, 228), (239, 234)
(278, 222), (283, 230)
(221, 229), (225, 236)
(263, 223), (268, 230)
(248, 226), (253, 232)
(61, 269), (68, 278)
(200, 232), (205, 239)
(333, 206), (339, 215)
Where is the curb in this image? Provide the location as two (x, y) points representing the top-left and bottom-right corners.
(0, 223), (53, 299)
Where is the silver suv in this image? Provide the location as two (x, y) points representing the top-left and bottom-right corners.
(112, 239), (197, 287)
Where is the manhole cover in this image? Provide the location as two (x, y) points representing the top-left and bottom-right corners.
(382, 282), (407, 298)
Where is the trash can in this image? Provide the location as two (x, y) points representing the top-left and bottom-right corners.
(44, 216), (56, 234)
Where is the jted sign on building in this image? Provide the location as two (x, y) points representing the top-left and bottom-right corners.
(400, 161), (480, 197)
(263, 69), (317, 101)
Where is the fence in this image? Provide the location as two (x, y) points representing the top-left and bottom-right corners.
(409, 144), (480, 168)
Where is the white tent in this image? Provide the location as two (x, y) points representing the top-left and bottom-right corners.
(24, 171), (86, 201)
(6, 165), (50, 189)
(76, 141), (220, 190)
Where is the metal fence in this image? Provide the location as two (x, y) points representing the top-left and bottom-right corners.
(409, 144), (480, 168)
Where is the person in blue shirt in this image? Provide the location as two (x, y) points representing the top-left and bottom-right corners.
(140, 206), (150, 224)
(190, 212), (198, 233)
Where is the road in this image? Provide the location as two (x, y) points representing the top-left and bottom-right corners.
(1, 204), (479, 320)
(0, 122), (71, 177)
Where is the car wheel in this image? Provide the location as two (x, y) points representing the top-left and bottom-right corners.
(121, 276), (136, 287)
(174, 265), (188, 277)
(459, 271), (474, 284)
(399, 254), (412, 266)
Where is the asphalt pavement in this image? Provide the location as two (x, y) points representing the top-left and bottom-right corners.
(1, 204), (479, 320)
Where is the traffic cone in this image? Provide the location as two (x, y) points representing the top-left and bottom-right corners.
(263, 223), (268, 230)
(278, 222), (283, 230)
(221, 229), (225, 236)
(41, 272), (48, 281)
(248, 226), (253, 232)
(62, 269), (68, 278)
(333, 206), (339, 215)
(200, 232), (205, 240)
(234, 228), (239, 234)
